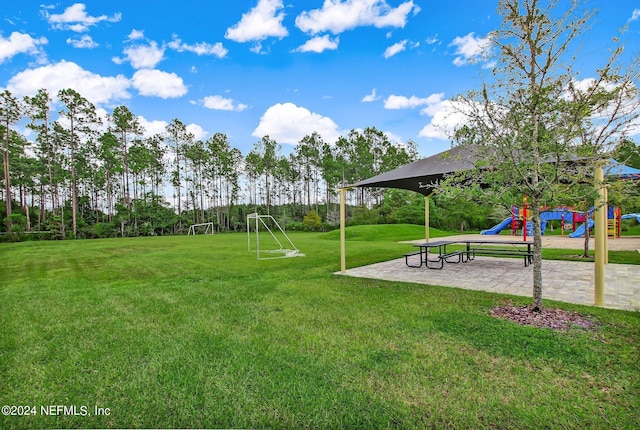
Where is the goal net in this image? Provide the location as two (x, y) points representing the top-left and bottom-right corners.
(188, 222), (215, 235)
(246, 213), (304, 260)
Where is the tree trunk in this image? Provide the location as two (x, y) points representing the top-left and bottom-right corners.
(2, 144), (11, 233)
(25, 189), (31, 232)
(71, 156), (77, 238)
(60, 205), (65, 238)
(265, 172), (271, 215)
(39, 183), (45, 230)
(106, 170), (113, 223)
(531, 199), (543, 312)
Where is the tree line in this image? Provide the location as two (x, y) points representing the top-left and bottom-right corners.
(1, 88), (419, 240)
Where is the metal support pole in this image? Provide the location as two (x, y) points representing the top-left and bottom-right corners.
(424, 195), (430, 243)
(340, 188), (346, 274)
(594, 164), (605, 306)
(604, 187), (609, 265)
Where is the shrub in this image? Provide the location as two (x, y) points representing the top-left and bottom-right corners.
(303, 210), (322, 231)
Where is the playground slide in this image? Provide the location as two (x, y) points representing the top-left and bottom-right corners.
(568, 219), (595, 238)
(622, 213), (640, 223)
(481, 217), (512, 235)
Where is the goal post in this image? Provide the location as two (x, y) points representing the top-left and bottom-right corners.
(188, 222), (215, 235)
(246, 213), (304, 259)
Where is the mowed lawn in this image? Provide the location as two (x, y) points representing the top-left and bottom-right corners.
(1, 226), (639, 429)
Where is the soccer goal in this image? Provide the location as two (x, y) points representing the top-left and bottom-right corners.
(188, 222), (215, 235)
(246, 213), (304, 259)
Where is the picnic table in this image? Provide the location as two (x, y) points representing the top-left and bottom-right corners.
(460, 239), (533, 267)
(405, 239), (533, 269)
(403, 240), (460, 269)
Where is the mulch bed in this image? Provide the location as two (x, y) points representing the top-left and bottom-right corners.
(491, 305), (598, 331)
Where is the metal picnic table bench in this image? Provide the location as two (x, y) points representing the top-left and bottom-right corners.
(404, 240), (461, 269)
(459, 239), (534, 267)
(405, 239), (533, 269)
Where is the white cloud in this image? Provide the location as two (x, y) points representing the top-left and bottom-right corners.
(131, 69), (187, 98)
(202, 95), (248, 111)
(137, 116), (208, 142)
(186, 123), (208, 141)
(418, 94), (448, 116)
(293, 35), (339, 53)
(418, 98), (472, 140)
(225, 0), (288, 43)
(383, 39), (407, 58)
(425, 34), (439, 45)
(168, 36), (228, 58)
(253, 102), (342, 145)
(380, 92), (462, 140)
(127, 29), (145, 41)
(138, 116), (168, 138)
(250, 42), (265, 55)
(95, 107), (110, 130)
(569, 77), (599, 94)
(0, 31), (48, 64)
(383, 130), (404, 144)
(115, 41), (165, 69)
(6, 60), (130, 106)
(629, 9), (640, 22)
(566, 78), (640, 138)
(46, 3), (121, 32)
(66, 34), (98, 49)
(450, 32), (492, 66)
(420, 81), (640, 142)
(362, 88), (380, 102)
(384, 93), (444, 109)
(296, 0), (419, 35)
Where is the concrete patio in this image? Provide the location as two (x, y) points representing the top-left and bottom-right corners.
(337, 234), (640, 311)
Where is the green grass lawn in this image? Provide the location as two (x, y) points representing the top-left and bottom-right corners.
(1, 226), (639, 429)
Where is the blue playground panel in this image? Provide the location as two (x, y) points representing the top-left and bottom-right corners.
(482, 207), (620, 237)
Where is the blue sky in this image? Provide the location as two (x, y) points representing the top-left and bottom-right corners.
(2, 1), (639, 158)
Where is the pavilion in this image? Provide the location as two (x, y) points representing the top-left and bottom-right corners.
(338, 146), (640, 306)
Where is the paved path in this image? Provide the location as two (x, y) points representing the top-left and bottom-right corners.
(338, 235), (640, 312)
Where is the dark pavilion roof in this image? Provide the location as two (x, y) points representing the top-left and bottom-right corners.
(348, 145), (478, 196)
(349, 146), (640, 196)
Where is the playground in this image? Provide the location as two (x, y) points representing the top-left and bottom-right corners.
(481, 204), (631, 239)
